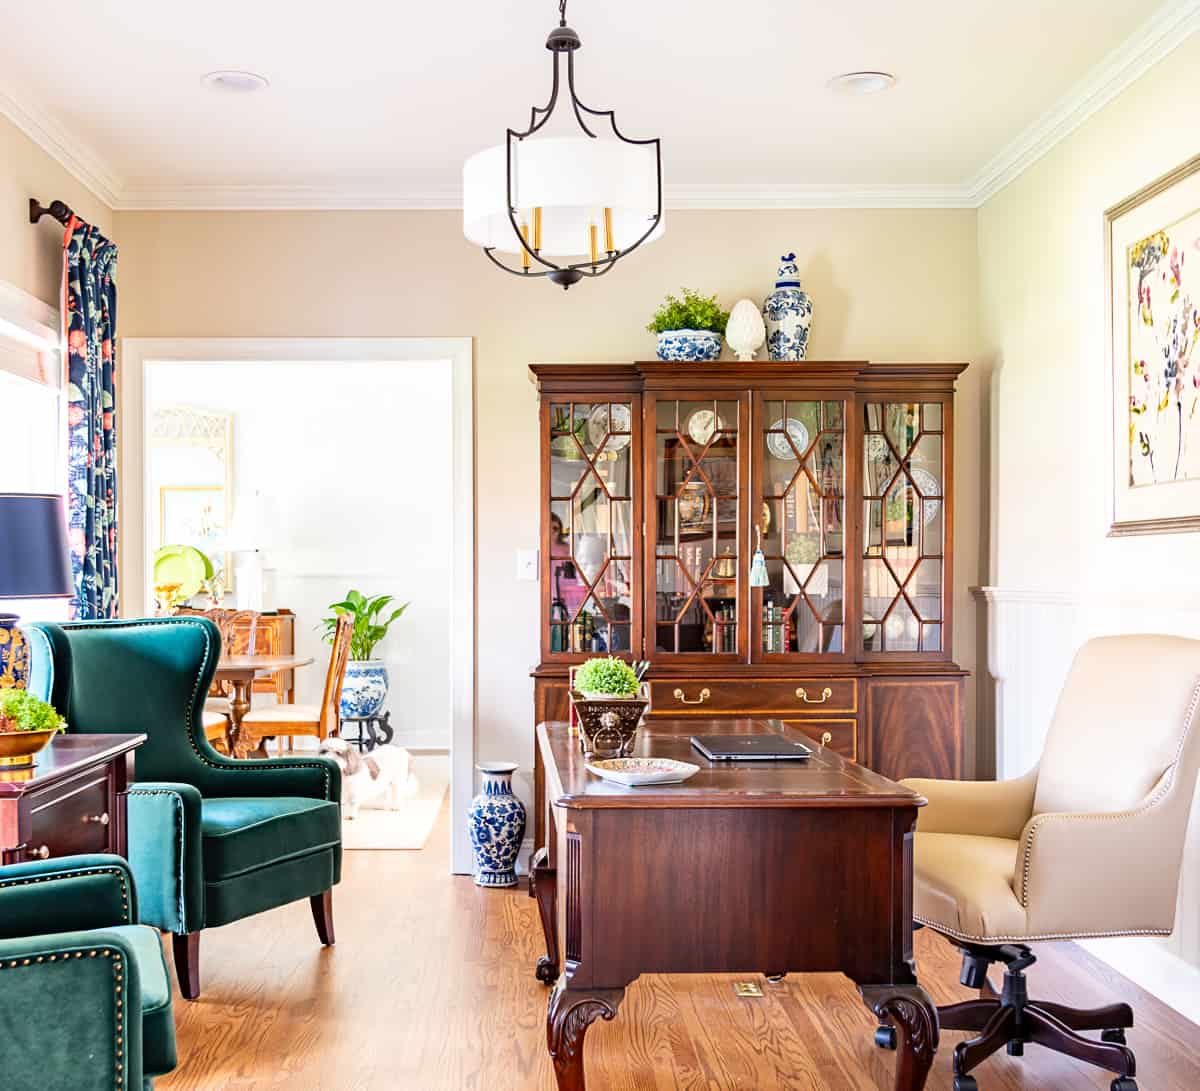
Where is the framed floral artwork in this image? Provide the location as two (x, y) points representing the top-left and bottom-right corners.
(1108, 154), (1200, 535)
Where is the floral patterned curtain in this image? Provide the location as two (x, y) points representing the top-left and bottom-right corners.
(63, 217), (119, 619)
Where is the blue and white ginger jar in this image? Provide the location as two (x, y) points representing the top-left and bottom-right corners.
(656, 329), (723, 362)
(469, 762), (527, 888)
(339, 659), (389, 718)
(762, 253), (813, 361)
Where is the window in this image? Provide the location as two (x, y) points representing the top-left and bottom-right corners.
(0, 368), (62, 494)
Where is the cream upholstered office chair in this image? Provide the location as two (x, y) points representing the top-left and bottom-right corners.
(900, 634), (1200, 1091)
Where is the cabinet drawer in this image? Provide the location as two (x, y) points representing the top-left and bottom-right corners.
(650, 678), (857, 716)
(26, 770), (112, 861)
(780, 719), (857, 761)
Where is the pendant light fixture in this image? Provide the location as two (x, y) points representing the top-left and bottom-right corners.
(462, 0), (664, 289)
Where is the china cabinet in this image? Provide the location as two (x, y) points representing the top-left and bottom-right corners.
(530, 361), (969, 842)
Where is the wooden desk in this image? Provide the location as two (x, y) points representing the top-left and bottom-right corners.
(0, 733), (145, 865)
(214, 653), (314, 757)
(533, 717), (937, 1091)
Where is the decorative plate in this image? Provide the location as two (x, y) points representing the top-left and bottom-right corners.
(766, 418), (811, 461)
(152, 544), (212, 601)
(909, 468), (942, 525)
(587, 404), (632, 452)
(586, 757), (701, 787)
(685, 407), (726, 447)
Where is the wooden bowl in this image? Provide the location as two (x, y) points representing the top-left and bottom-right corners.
(0, 728), (57, 768)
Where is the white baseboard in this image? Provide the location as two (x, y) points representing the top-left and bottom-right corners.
(1080, 938), (1200, 1026)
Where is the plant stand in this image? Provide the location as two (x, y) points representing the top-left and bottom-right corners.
(339, 711), (394, 752)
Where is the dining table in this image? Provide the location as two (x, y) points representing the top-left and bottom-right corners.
(213, 653), (315, 758)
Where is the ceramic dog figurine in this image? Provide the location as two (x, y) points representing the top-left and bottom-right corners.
(320, 738), (416, 820)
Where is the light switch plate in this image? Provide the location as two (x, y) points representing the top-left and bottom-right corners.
(516, 549), (539, 582)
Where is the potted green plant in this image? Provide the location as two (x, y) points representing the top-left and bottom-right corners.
(321, 590), (409, 719)
(647, 288), (730, 362)
(0, 688), (66, 769)
(574, 656), (640, 700)
(571, 657), (649, 759)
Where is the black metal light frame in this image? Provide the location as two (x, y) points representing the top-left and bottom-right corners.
(481, 0), (663, 289)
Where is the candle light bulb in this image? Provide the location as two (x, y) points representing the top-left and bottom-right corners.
(520, 222), (531, 270)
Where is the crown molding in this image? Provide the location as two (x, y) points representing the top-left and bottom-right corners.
(2, 2), (1197, 214)
(965, 0), (1200, 205)
(0, 81), (122, 209)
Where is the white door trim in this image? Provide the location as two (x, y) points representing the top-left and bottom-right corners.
(120, 337), (476, 874)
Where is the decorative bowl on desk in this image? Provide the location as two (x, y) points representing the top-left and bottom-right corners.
(587, 757), (700, 787)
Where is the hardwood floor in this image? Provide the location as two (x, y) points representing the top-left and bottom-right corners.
(161, 803), (1200, 1090)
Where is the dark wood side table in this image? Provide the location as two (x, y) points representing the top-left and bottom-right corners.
(532, 717), (938, 1091)
(0, 733), (146, 864)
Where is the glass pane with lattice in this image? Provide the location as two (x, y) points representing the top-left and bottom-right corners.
(862, 399), (947, 653)
(546, 400), (635, 655)
(759, 399), (845, 656)
(654, 399), (741, 654)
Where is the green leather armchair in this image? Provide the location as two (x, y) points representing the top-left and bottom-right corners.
(30, 617), (342, 1000)
(0, 853), (176, 1090)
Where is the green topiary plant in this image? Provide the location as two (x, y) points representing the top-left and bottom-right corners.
(0, 688), (66, 733)
(574, 656), (640, 697)
(646, 289), (730, 335)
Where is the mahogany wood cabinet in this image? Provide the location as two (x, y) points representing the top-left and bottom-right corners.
(530, 361), (969, 843)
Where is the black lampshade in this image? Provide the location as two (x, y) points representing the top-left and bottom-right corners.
(0, 493), (74, 599)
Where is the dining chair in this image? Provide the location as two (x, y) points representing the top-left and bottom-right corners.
(240, 615), (353, 755)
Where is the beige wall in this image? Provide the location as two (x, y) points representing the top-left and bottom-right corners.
(0, 114), (111, 308)
(978, 33), (1200, 984)
(113, 207), (984, 799)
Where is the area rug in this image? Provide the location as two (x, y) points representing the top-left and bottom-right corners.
(341, 753), (449, 851)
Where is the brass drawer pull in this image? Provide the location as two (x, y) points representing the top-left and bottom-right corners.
(673, 687), (711, 705)
(821, 731), (833, 747)
(83, 812), (110, 826)
(795, 686), (833, 704)
(31, 845), (50, 860)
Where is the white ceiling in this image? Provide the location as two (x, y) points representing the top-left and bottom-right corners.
(0, 0), (1193, 209)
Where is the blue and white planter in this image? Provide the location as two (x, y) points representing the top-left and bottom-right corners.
(339, 659), (389, 719)
(763, 253), (814, 361)
(468, 762), (527, 888)
(656, 329), (723, 362)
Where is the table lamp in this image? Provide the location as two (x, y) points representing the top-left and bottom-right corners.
(0, 493), (74, 688)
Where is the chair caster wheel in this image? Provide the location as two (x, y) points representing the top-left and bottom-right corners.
(952, 1076), (978, 1091)
(1101, 1028), (1127, 1045)
(1111, 1079), (1137, 1091)
(874, 1025), (897, 1050)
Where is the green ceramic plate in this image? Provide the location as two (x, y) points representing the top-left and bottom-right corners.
(153, 545), (212, 601)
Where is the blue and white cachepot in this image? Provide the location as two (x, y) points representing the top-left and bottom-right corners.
(762, 253), (814, 361)
(339, 659), (389, 719)
(656, 329), (723, 362)
(469, 762), (527, 888)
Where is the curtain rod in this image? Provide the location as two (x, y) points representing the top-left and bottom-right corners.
(29, 198), (74, 226)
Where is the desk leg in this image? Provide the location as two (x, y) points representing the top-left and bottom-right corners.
(228, 678), (252, 757)
(860, 984), (939, 1091)
(529, 847), (559, 984)
(547, 978), (623, 1091)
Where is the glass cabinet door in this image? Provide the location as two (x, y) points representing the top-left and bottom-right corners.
(861, 401), (945, 653)
(757, 398), (846, 656)
(545, 399), (636, 656)
(650, 397), (743, 656)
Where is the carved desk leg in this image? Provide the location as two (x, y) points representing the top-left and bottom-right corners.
(529, 846), (559, 984)
(860, 984), (939, 1091)
(547, 977), (624, 1091)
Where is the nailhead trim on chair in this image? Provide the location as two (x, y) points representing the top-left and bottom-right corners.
(0, 866), (131, 923)
(1016, 678), (1200, 909)
(0, 946), (128, 1089)
(60, 619), (334, 800)
(914, 914), (1173, 945)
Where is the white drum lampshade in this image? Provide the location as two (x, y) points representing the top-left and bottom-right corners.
(463, 137), (663, 258)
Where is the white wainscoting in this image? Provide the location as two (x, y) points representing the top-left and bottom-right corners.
(977, 587), (1200, 1024)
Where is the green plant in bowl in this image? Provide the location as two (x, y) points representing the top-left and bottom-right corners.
(0, 688), (66, 733)
(646, 289), (730, 335)
(574, 656), (640, 699)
